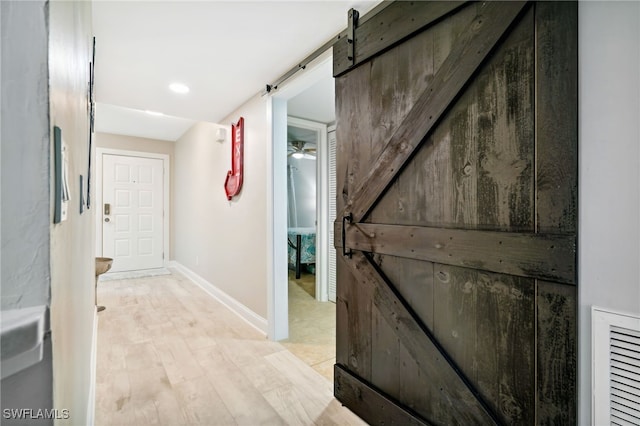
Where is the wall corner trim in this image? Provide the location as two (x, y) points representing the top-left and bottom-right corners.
(86, 308), (98, 426)
(168, 262), (268, 336)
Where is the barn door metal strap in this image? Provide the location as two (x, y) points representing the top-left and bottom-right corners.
(346, 8), (359, 65)
(333, 1), (467, 77)
(340, 1), (529, 223)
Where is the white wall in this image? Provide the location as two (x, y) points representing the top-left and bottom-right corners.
(174, 95), (269, 320)
(48, 0), (95, 421)
(579, 1), (640, 423)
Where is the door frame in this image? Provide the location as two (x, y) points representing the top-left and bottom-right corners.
(287, 116), (329, 302)
(267, 48), (333, 340)
(95, 148), (170, 269)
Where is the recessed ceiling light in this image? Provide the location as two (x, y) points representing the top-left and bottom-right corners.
(169, 83), (190, 94)
(145, 110), (164, 116)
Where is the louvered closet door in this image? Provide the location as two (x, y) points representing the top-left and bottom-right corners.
(328, 129), (337, 303)
(332, 2), (577, 424)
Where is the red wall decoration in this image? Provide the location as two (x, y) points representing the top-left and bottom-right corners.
(224, 117), (244, 200)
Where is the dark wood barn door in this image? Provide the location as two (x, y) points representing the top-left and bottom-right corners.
(333, 2), (577, 424)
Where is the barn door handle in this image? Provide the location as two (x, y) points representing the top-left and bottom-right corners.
(342, 213), (353, 258)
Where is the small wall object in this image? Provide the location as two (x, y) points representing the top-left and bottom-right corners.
(215, 127), (227, 143)
(54, 126), (70, 223)
(224, 117), (244, 200)
(79, 175), (85, 214)
(86, 36), (96, 210)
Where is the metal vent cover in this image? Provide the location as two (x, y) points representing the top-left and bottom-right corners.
(610, 326), (640, 425)
(593, 307), (640, 426)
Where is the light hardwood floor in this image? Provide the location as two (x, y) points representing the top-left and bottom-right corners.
(95, 271), (362, 426)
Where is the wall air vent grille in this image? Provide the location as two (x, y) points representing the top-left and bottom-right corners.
(593, 307), (640, 426)
(610, 326), (640, 425)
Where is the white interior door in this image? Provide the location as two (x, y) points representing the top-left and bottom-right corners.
(102, 154), (164, 272)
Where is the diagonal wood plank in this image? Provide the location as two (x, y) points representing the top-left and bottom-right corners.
(342, 251), (501, 425)
(341, 1), (529, 223)
(334, 365), (432, 426)
(336, 223), (576, 284)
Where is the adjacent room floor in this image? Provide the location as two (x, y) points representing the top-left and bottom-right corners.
(280, 270), (336, 383)
(95, 270), (357, 425)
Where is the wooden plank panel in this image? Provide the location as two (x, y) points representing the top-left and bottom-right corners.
(370, 256), (436, 421)
(335, 255), (351, 367)
(334, 60), (372, 217)
(475, 271), (535, 425)
(398, 343), (433, 421)
(537, 281), (577, 424)
(433, 264), (477, 391)
(344, 252), (500, 424)
(368, 3), (475, 228)
(335, 254), (372, 380)
(372, 254), (435, 330)
(474, 5), (535, 232)
(433, 264), (535, 424)
(368, 16), (436, 168)
(342, 1), (529, 223)
(371, 4), (535, 233)
(334, 364), (430, 426)
(371, 305), (400, 397)
(367, 7), (459, 227)
(345, 223), (576, 284)
(335, 56), (374, 383)
(535, 2), (578, 234)
(333, 1), (467, 77)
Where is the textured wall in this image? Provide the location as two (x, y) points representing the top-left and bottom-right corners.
(0, 2), (53, 422)
(1, 0), (51, 311)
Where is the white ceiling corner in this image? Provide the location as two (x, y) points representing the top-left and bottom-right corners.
(92, 1), (381, 141)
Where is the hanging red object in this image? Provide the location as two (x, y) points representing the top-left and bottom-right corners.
(224, 117), (244, 200)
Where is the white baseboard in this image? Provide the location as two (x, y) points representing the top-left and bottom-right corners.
(86, 308), (98, 425)
(168, 261), (268, 336)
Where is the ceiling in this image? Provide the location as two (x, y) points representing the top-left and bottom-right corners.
(92, 1), (380, 141)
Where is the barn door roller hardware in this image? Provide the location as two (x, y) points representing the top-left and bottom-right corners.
(262, 3), (391, 95)
(342, 213), (353, 258)
(347, 8), (359, 65)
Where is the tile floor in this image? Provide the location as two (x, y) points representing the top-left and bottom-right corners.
(281, 271), (336, 383)
(95, 270), (356, 425)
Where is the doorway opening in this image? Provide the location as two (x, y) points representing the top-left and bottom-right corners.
(268, 50), (337, 381)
